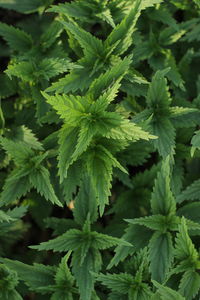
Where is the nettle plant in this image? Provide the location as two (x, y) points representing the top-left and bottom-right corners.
(0, 0), (200, 299)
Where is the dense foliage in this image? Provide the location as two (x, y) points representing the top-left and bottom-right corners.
(0, 0), (200, 299)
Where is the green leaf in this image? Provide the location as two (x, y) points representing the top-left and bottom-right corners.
(12, 126), (43, 150)
(72, 249), (102, 300)
(73, 174), (98, 225)
(149, 231), (173, 283)
(105, 0), (142, 55)
(62, 160), (83, 203)
(60, 21), (104, 57)
(151, 157), (176, 216)
(177, 179), (200, 203)
(92, 232), (131, 250)
(152, 117), (175, 158)
(152, 281), (186, 300)
(47, 2), (90, 19)
(147, 68), (171, 110)
(105, 118), (156, 142)
(58, 126), (79, 183)
(0, 22), (32, 52)
(0, 168), (32, 207)
(126, 215), (178, 232)
(0, 264), (22, 300)
(6, 59), (76, 82)
(108, 225), (152, 269)
(177, 202), (200, 223)
(178, 270), (200, 300)
(30, 229), (82, 252)
(0, 74), (17, 99)
(170, 107), (200, 128)
(29, 166), (62, 207)
(174, 218), (199, 264)
(1, 258), (55, 291)
(0, 138), (34, 165)
(45, 64), (93, 94)
(54, 253), (75, 297)
(191, 130), (200, 147)
(43, 93), (86, 123)
(86, 146), (113, 215)
(41, 20), (63, 49)
(97, 272), (133, 294)
(0, 0), (50, 13)
(88, 56), (132, 101)
(0, 210), (14, 222)
(71, 123), (95, 161)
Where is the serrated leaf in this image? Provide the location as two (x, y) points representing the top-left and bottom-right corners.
(29, 166), (62, 207)
(97, 272), (133, 294)
(178, 270), (200, 300)
(151, 157), (176, 216)
(108, 225), (152, 269)
(151, 118), (176, 157)
(55, 253), (75, 294)
(30, 229), (81, 252)
(0, 74), (17, 99)
(126, 215), (178, 232)
(174, 218), (199, 264)
(0, 0), (50, 13)
(149, 231), (173, 283)
(0, 22), (32, 52)
(73, 174), (98, 225)
(0, 138), (34, 165)
(152, 281), (185, 300)
(41, 20), (63, 49)
(170, 107), (200, 128)
(0, 168), (32, 207)
(72, 249), (102, 300)
(177, 179), (200, 203)
(58, 126), (79, 183)
(1, 258), (55, 291)
(43, 93), (86, 123)
(86, 147), (113, 215)
(105, 0), (142, 55)
(61, 21), (104, 57)
(89, 56), (132, 101)
(0, 210), (14, 222)
(13, 126), (43, 150)
(147, 68), (171, 109)
(177, 202), (200, 223)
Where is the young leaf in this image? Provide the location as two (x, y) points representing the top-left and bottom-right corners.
(105, 0), (142, 55)
(60, 21), (104, 57)
(88, 56), (132, 101)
